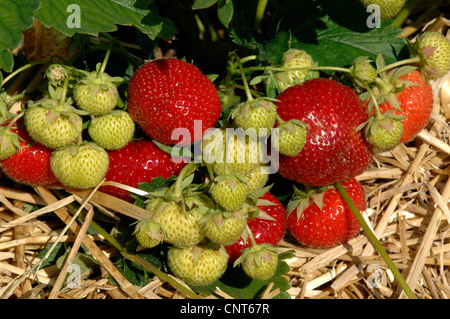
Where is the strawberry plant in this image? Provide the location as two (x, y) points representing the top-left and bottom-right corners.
(0, 0), (448, 302)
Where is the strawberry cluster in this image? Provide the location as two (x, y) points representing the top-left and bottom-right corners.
(0, 27), (448, 290)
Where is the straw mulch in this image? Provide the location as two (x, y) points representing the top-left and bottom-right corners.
(0, 16), (449, 300)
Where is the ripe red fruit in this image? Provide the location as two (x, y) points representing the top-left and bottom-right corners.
(100, 139), (186, 202)
(127, 59), (222, 146)
(275, 78), (373, 187)
(287, 178), (366, 249)
(224, 192), (286, 263)
(0, 119), (58, 186)
(371, 69), (433, 143)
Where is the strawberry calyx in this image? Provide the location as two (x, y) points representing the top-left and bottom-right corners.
(45, 64), (69, 84)
(217, 86), (242, 112)
(0, 108), (26, 160)
(0, 126), (21, 160)
(76, 69), (123, 95)
(286, 184), (333, 222)
(133, 218), (164, 248)
(233, 242), (278, 267)
(209, 173), (250, 212)
(143, 162), (214, 217)
(363, 57), (419, 112)
(349, 56), (377, 88)
(233, 241), (279, 281)
(359, 111), (405, 152)
(199, 209), (246, 229)
(230, 97), (278, 133)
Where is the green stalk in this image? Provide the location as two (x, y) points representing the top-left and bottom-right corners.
(254, 0), (269, 30)
(57, 76), (70, 108)
(171, 161), (199, 198)
(1, 61), (50, 88)
(97, 47), (112, 78)
(234, 53), (254, 101)
(245, 223), (258, 247)
(244, 65), (351, 74)
(334, 182), (417, 299)
(392, 0), (422, 28)
(361, 81), (383, 118)
(376, 57), (420, 74)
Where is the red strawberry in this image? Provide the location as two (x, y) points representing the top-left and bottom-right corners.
(100, 139), (186, 202)
(368, 69), (433, 143)
(287, 178), (365, 249)
(127, 59), (222, 146)
(224, 192), (286, 263)
(0, 119), (58, 186)
(274, 78), (373, 187)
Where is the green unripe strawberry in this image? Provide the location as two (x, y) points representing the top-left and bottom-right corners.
(50, 142), (109, 189)
(247, 164), (270, 193)
(231, 98), (277, 133)
(167, 245), (229, 287)
(202, 127), (266, 176)
(418, 31), (450, 79)
(24, 99), (84, 149)
(73, 70), (122, 115)
(200, 210), (247, 246)
(218, 87), (241, 111)
(153, 202), (205, 248)
(133, 219), (163, 249)
(235, 244), (279, 281)
(350, 56), (378, 87)
(0, 127), (20, 160)
(88, 110), (135, 150)
(274, 49), (315, 91)
(365, 114), (404, 153)
(45, 64), (68, 85)
(274, 119), (307, 157)
(210, 174), (249, 212)
(359, 0), (406, 20)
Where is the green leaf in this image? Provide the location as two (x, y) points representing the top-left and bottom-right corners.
(33, 0), (176, 40)
(217, 0), (234, 28)
(192, 0), (218, 10)
(0, 0), (39, 52)
(291, 0), (405, 67)
(138, 176), (171, 193)
(259, 31), (291, 65)
(229, 28), (265, 54)
(0, 50), (14, 73)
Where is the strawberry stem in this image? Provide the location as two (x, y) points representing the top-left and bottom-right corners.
(376, 57), (420, 74)
(361, 81), (383, 118)
(245, 65), (351, 74)
(254, 0), (268, 30)
(245, 223), (258, 247)
(392, 0), (421, 28)
(1, 61), (50, 88)
(57, 76), (70, 108)
(334, 182), (417, 299)
(172, 161), (199, 199)
(233, 53), (254, 101)
(5, 111), (24, 129)
(97, 47), (112, 79)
